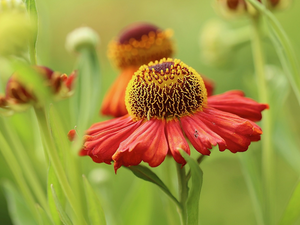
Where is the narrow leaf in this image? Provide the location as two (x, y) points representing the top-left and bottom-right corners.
(48, 165), (64, 225)
(126, 165), (180, 207)
(180, 150), (203, 225)
(50, 184), (73, 225)
(279, 180), (300, 225)
(36, 205), (54, 225)
(2, 181), (38, 225)
(82, 175), (106, 225)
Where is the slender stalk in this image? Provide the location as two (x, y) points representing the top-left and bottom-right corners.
(176, 163), (188, 225)
(1, 118), (50, 217)
(34, 107), (87, 225)
(186, 155), (205, 182)
(250, 15), (273, 225)
(245, 0), (300, 105)
(0, 132), (40, 222)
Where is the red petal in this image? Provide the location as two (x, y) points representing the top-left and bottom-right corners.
(197, 108), (262, 153)
(68, 129), (76, 141)
(65, 70), (77, 90)
(207, 90), (269, 122)
(81, 115), (141, 164)
(113, 119), (168, 172)
(100, 67), (138, 117)
(165, 119), (190, 165)
(181, 115), (226, 155)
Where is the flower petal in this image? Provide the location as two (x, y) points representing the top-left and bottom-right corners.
(113, 119), (168, 172)
(100, 67), (138, 117)
(80, 115), (141, 164)
(207, 90), (269, 122)
(181, 115), (226, 155)
(197, 107), (262, 153)
(165, 119), (190, 165)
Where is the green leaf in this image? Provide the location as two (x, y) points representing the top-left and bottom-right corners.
(126, 165), (180, 207)
(82, 175), (106, 225)
(50, 184), (73, 225)
(36, 205), (55, 225)
(121, 182), (153, 225)
(48, 165), (64, 225)
(25, 0), (38, 64)
(180, 150), (203, 225)
(48, 104), (68, 164)
(2, 180), (38, 225)
(279, 180), (300, 225)
(71, 48), (101, 151)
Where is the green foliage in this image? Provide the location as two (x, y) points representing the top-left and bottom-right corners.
(2, 181), (38, 225)
(82, 175), (106, 225)
(50, 184), (73, 225)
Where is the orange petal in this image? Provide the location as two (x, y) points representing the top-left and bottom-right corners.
(208, 90), (269, 122)
(113, 119), (168, 172)
(80, 115), (141, 164)
(165, 119), (190, 165)
(101, 67), (138, 117)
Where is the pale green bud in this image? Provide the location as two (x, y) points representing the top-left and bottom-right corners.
(0, 11), (34, 56)
(65, 27), (100, 53)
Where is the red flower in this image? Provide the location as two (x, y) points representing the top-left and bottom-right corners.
(79, 58), (268, 172)
(101, 22), (215, 117)
(2, 66), (75, 111)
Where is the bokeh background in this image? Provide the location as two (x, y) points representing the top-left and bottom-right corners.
(1, 0), (300, 224)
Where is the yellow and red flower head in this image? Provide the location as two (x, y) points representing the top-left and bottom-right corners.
(101, 22), (175, 117)
(81, 58), (268, 172)
(2, 66), (76, 112)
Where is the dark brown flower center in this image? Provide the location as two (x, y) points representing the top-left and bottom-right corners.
(125, 58), (207, 120)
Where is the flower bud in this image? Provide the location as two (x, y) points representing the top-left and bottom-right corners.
(65, 27), (100, 53)
(0, 9), (34, 56)
(0, 0), (25, 12)
(215, 0), (292, 18)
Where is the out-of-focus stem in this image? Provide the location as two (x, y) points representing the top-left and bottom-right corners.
(34, 107), (87, 225)
(1, 118), (50, 217)
(0, 131), (39, 222)
(251, 15), (273, 225)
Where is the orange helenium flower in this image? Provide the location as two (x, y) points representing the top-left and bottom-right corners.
(101, 22), (214, 117)
(79, 58), (268, 172)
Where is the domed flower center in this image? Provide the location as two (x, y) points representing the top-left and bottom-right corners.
(125, 58), (207, 120)
(119, 23), (158, 44)
(108, 23), (174, 69)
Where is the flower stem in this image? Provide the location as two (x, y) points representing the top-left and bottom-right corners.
(1, 118), (50, 217)
(251, 15), (273, 225)
(176, 163), (188, 225)
(186, 155), (206, 182)
(34, 107), (87, 225)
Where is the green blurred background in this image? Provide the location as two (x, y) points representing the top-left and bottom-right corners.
(1, 0), (300, 224)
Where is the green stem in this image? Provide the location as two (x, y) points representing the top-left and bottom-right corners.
(245, 0), (300, 106)
(176, 163), (188, 225)
(251, 15), (273, 225)
(34, 107), (87, 225)
(1, 118), (50, 217)
(0, 132), (40, 222)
